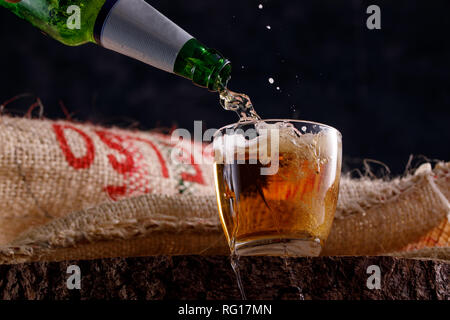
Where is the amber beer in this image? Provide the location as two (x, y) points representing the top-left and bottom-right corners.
(213, 120), (342, 256)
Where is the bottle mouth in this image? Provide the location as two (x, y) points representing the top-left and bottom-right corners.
(206, 59), (232, 92)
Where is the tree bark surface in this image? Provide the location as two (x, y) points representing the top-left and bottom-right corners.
(0, 256), (448, 300)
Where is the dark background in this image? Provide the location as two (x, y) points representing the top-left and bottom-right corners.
(1, 0), (449, 175)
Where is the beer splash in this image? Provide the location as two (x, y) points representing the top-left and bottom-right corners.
(219, 88), (261, 120)
(218, 86), (258, 299)
(230, 252), (247, 300)
(216, 90), (315, 300)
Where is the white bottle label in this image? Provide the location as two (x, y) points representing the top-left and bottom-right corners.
(100, 0), (193, 73)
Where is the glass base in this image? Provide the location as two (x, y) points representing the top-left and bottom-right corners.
(234, 238), (322, 257)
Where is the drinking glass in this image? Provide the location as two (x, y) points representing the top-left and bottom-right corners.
(213, 119), (342, 256)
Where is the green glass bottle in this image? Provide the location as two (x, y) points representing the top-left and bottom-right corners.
(0, 0), (231, 91)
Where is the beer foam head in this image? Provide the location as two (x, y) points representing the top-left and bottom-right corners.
(214, 120), (337, 165)
(255, 121), (326, 163)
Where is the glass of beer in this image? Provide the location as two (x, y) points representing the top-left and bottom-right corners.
(213, 120), (342, 256)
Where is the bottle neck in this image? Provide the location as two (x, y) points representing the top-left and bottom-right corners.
(2, 0), (232, 91)
(174, 39), (232, 92)
(95, 0), (231, 92)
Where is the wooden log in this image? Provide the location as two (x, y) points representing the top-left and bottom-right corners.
(0, 256), (448, 300)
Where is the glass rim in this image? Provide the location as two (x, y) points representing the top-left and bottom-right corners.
(215, 119), (342, 137)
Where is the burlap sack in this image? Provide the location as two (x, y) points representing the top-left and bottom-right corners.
(0, 115), (448, 264)
(0, 115), (214, 245)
